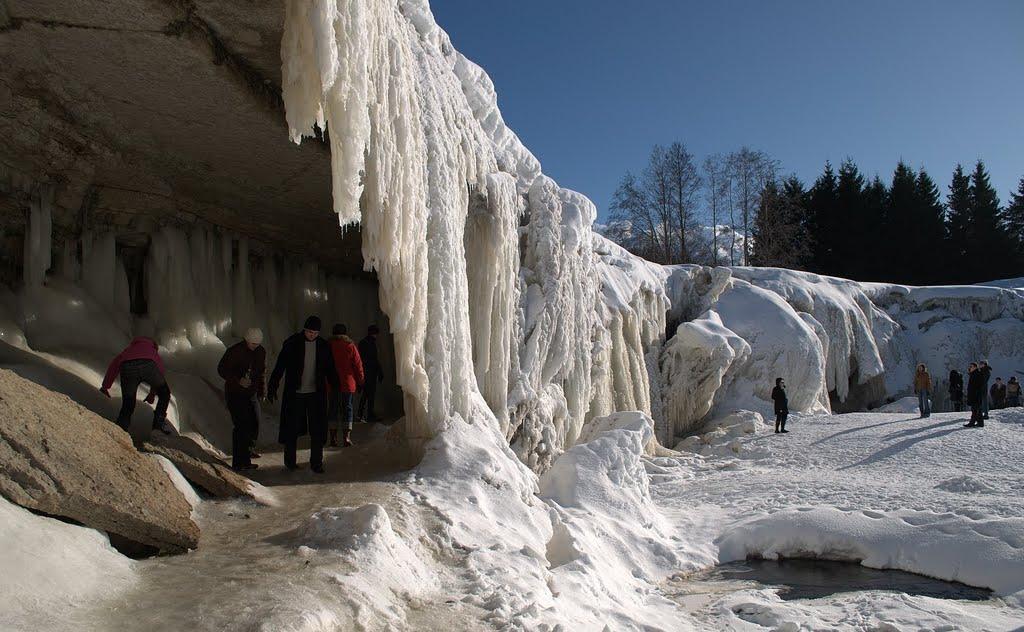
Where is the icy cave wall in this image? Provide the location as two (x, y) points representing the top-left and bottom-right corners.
(0, 172), (403, 451)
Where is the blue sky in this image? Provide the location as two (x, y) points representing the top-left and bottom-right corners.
(431, 1), (1024, 221)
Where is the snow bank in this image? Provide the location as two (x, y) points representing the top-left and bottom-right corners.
(537, 412), (689, 629)
(716, 506), (1024, 598)
(660, 311), (750, 437)
(0, 496), (136, 630)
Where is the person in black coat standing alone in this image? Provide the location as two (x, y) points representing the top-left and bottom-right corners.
(267, 316), (340, 473)
(772, 377), (789, 434)
(965, 362), (985, 428)
(357, 324), (384, 423)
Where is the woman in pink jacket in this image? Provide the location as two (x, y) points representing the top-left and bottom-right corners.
(100, 337), (173, 434)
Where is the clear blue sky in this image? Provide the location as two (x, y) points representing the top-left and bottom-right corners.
(431, 1), (1024, 221)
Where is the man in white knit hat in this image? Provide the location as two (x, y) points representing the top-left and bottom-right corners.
(217, 328), (267, 471)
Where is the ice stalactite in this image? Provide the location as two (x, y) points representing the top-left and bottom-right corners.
(282, 0), (520, 453)
(465, 173), (523, 434)
(80, 232), (129, 317)
(22, 185), (53, 288)
(509, 179), (600, 470)
(588, 236), (669, 446)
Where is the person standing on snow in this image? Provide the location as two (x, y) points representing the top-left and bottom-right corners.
(1006, 376), (1021, 408)
(965, 362), (985, 428)
(100, 336), (173, 435)
(913, 364), (933, 418)
(948, 369), (964, 412)
(990, 377), (1007, 410)
(357, 324), (384, 423)
(328, 323), (364, 448)
(771, 377), (789, 433)
(979, 360), (993, 420)
(267, 316), (339, 473)
(217, 328), (266, 471)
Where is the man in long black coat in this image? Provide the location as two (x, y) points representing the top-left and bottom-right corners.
(771, 377), (789, 434)
(357, 324), (384, 422)
(267, 316), (340, 473)
(965, 362), (985, 428)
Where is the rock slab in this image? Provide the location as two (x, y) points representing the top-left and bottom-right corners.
(0, 369), (199, 553)
(143, 434), (262, 502)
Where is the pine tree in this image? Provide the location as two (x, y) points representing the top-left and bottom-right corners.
(885, 162), (918, 282)
(913, 168), (947, 284)
(966, 160), (1008, 282)
(861, 176), (888, 281)
(945, 164), (972, 280)
(806, 161), (839, 275)
(750, 176), (811, 269)
(833, 159), (866, 279)
(1003, 176), (1024, 267)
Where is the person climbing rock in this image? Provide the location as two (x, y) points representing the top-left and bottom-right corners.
(771, 377), (789, 433)
(101, 336), (173, 435)
(217, 328), (266, 471)
(267, 316), (339, 473)
(913, 364), (932, 418)
(965, 362), (985, 428)
(357, 324), (384, 423)
(948, 369), (965, 412)
(328, 323), (364, 448)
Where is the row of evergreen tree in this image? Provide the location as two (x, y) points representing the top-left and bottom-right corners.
(751, 160), (1024, 285)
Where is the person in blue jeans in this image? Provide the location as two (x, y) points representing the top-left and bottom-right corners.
(913, 364), (932, 418)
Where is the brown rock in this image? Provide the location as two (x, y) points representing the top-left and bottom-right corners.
(0, 368), (198, 554)
(143, 434), (261, 502)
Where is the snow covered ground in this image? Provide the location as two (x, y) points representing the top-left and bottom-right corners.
(654, 407), (1024, 630)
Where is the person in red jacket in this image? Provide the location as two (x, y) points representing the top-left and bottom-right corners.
(100, 336), (173, 434)
(328, 323), (364, 447)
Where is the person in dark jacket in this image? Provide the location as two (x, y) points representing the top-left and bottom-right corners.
(217, 328), (266, 471)
(100, 336), (173, 434)
(1006, 376), (1021, 408)
(913, 364), (932, 418)
(948, 369), (964, 412)
(267, 316), (340, 473)
(979, 360), (993, 420)
(328, 323), (364, 448)
(965, 362), (985, 427)
(771, 377), (789, 434)
(356, 324), (384, 423)
(990, 377), (1007, 410)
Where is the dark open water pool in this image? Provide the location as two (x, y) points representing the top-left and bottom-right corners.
(690, 559), (992, 601)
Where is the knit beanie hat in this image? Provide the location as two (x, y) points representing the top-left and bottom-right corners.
(303, 315), (322, 332)
(244, 328), (263, 345)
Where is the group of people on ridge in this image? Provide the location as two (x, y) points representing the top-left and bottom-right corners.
(915, 361), (1020, 427)
(100, 316), (386, 474)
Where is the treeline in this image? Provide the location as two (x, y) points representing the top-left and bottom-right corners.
(756, 160), (1024, 285)
(607, 143), (1024, 285)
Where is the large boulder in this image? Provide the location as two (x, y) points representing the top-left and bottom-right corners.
(143, 434), (265, 503)
(0, 368), (198, 553)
